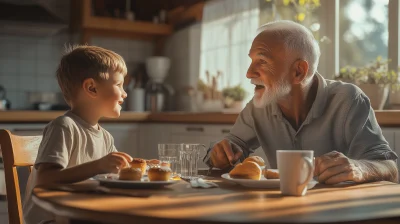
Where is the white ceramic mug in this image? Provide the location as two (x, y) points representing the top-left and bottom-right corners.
(277, 150), (314, 196)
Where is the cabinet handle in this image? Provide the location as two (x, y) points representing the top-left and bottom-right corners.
(186, 127), (204, 132)
(12, 128), (43, 132)
(221, 129), (230, 134)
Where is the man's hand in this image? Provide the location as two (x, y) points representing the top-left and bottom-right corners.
(314, 151), (364, 185)
(210, 139), (242, 169)
(95, 152), (133, 174)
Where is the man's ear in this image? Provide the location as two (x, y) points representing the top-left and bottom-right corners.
(82, 78), (97, 98)
(292, 60), (309, 84)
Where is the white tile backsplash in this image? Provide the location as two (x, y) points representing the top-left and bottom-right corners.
(0, 59), (18, 74)
(0, 75), (17, 90)
(18, 75), (37, 91)
(0, 41), (18, 59)
(0, 32), (154, 109)
(18, 59), (36, 75)
(19, 43), (37, 60)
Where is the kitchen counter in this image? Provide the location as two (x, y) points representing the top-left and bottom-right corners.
(0, 110), (400, 126)
(0, 111), (238, 124)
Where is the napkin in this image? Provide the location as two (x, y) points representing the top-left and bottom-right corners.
(190, 178), (219, 188)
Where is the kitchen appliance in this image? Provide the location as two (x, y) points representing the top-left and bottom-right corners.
(0, 85), (11, 110)
(144, 57), (174, 112)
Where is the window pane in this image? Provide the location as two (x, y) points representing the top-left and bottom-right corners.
(339, 0), (389, 67)
(259, 0), (322, 43)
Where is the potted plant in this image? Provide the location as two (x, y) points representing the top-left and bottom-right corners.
(222, 85), (246, 111)
(334, 57), (400, 110)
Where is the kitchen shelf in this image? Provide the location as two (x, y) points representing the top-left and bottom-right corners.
(83, 16), (172, 36)
(71, 0), (204, 54)
(71, 0), (172, 54)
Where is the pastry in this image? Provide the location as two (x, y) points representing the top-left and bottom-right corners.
(119, 167), (142, 181)
(148, 166), (172, 181)
(243, 156), (265, 167)
(263, 169), (280, 179)
(229, 161), (261, 180)
(130, 158), (147, 175)
(146, 159), (161, 167)
(160, 161), (171, 168)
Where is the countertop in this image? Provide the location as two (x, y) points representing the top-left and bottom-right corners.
(0, 110), (400, 126)
(0, 111), (239, 124)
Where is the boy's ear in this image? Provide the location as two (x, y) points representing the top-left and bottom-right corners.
(82, 78), (97, 98)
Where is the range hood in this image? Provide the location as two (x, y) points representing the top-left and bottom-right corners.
(0, 0), (69, 36)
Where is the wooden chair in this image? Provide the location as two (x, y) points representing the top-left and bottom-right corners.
(0, 129), (42, 224)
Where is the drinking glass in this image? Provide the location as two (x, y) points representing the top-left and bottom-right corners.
(179, 144), (207, 179)
(158, 143), (183, 176)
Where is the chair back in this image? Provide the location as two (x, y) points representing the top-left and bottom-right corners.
(0, 129), (42, 224)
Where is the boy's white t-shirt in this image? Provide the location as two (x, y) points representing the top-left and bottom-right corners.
(23, 111), (117, 224)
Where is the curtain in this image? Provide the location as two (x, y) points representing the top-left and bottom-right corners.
(199, 0), (260, 105)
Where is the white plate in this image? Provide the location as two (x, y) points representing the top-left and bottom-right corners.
(93, 174), (179, 189)
(221, 173), (318, 189)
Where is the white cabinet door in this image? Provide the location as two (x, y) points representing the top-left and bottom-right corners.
(391, 129), (400, 173)
(101, 123), (140, 158)
(382, 128), (395, 150)
(167, 124), (232, 169)
(0, 123), (46, 136)
(138, 124), (171, 160)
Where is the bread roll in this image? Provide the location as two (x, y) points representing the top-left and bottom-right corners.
(148, 166), (172, 181)
(243, 156), (265, 167)
(146, 159), (161, 167)
(263, 169), (280, 179)
(119, 167), (142, 181)
(130, 158), (147, 175)
(229, 161), (261, 180)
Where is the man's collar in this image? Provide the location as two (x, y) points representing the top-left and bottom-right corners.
(310, 72), (328, 119)
(270, 72), (328, 120)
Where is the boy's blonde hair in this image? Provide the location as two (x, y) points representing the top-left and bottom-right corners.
(56, 45), (127, 103)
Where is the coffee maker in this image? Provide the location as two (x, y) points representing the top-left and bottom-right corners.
(145, 57), (174, 112)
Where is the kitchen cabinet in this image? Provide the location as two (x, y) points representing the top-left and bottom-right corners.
(166, 124), (268, 169)
(381, 128), (400, 175)
(100, 123), (140, 158)
(71, 0), (204, 54)
(137, 124), (171, 159)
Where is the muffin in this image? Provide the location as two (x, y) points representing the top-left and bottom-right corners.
(229, 161), (261, 180)
(130, 158), (147, 175)
(119, 167), (142, 181)
(160, 161), (171, 168)
(146, 159), (161, 167)
(147, 166), (172, 181)
(243, 156), (265, 167)
(263, 169), (280, 179)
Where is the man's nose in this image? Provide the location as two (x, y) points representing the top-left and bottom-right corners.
(246, 64), (259, 79)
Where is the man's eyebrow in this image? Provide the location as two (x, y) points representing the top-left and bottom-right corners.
(256, 51), (272, 59)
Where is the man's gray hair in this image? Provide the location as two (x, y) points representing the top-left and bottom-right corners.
(257, 20), (321, 78)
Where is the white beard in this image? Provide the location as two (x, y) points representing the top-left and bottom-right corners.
(252, 78), (291, 108)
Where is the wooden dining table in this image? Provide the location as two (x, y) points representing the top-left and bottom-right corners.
(32, 173), (400, 224)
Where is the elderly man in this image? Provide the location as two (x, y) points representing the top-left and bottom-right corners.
(204, 20), (398, 184)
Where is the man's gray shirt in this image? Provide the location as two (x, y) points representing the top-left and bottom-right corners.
(206, 73), (398, 168)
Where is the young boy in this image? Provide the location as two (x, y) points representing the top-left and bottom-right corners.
(23, 45), (132, 224)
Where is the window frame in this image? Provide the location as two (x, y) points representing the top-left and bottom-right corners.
(318, 0), (399, 79)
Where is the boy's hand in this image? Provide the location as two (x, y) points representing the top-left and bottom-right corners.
(96, 152), (133, 174)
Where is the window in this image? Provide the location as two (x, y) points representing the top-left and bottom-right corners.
(339, 0), (389, 67)
(199, 0), (259, 105)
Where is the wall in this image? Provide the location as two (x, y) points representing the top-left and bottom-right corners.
(0, 32), (153, 109)
(164, 23), (201, 111)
